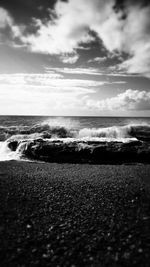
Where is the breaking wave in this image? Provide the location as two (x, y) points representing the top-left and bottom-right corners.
(0, 122), (150, 140)
(0, 120), (150, 163)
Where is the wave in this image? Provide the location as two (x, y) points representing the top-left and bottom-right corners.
(0, 123), (150, 141)
(0, 125), (74, 142)
(0, 121), (150, 162)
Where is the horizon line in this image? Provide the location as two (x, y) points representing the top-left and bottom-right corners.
(0, 115), (150, 118)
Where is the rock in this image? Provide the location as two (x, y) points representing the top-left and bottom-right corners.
(8, 140), (19, 151)
(7, 138), (150, 163)
(130, 125), (150, 142)
(20, 139), (150, 163)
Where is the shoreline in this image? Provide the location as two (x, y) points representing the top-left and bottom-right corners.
(0, 161), (150, 266)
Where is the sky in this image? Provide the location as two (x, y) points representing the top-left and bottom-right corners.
(0, 0), (150, 116)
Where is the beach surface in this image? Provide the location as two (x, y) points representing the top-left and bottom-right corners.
(0, 161), (150, 266)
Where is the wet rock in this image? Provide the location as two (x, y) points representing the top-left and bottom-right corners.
(130, 125), (150, 141)
(8, 140), (19, 151)
(7, 138), (150, 163)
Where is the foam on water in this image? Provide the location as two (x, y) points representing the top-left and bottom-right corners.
(0, 140), (33, 161)
(0, 141), (20, 161)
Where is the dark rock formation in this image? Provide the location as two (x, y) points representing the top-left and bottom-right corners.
(7, 138), (150, 164)
(130, 125), (150, 141)
(8, 140), (19, 151)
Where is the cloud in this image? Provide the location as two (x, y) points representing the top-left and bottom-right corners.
(0, 72), (126, 101)
(20, 0), (95, 54)
(0, 73), (63, 84)
(46, 67), (103, 76)
(45, 67), (135, 79)
(86, 89), (150, 111)
(107, 72), (139, 77)
(1, 1), (150, 78)
(0, 72), (97, 115)
(0, 7), (12, 28)
(0, 72), (107, 88)
(15, 0), (150, 78)
(0, 7), (22, 40)
(59, 53), (79, 64)
(0, 72), (93, 115)
(115, 4), (150, 78)
(0, 72), (129, 115)
(0, 72), (148, 115)
(19, 0), (108, 54)
(88, 57), (107, 63)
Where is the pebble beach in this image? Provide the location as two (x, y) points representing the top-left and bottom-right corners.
(0, 161), (150, 266)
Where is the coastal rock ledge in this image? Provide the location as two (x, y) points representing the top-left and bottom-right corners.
(8, 139), (150, 163)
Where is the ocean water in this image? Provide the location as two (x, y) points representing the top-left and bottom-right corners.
(0, 116), (150, 162)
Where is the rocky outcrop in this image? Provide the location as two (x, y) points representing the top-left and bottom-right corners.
(7, 138), (150, 164)
(130, 125), (150, 141)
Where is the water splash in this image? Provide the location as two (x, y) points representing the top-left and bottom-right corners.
(0, 141), (20, 161)
(41, 117), (80, 130)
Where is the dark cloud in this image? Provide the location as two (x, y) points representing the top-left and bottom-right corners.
(115, 0), (150, 8)
(0, 0), (56, 23)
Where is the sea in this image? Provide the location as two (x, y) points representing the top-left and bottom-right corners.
(0, 116), (150, 162)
